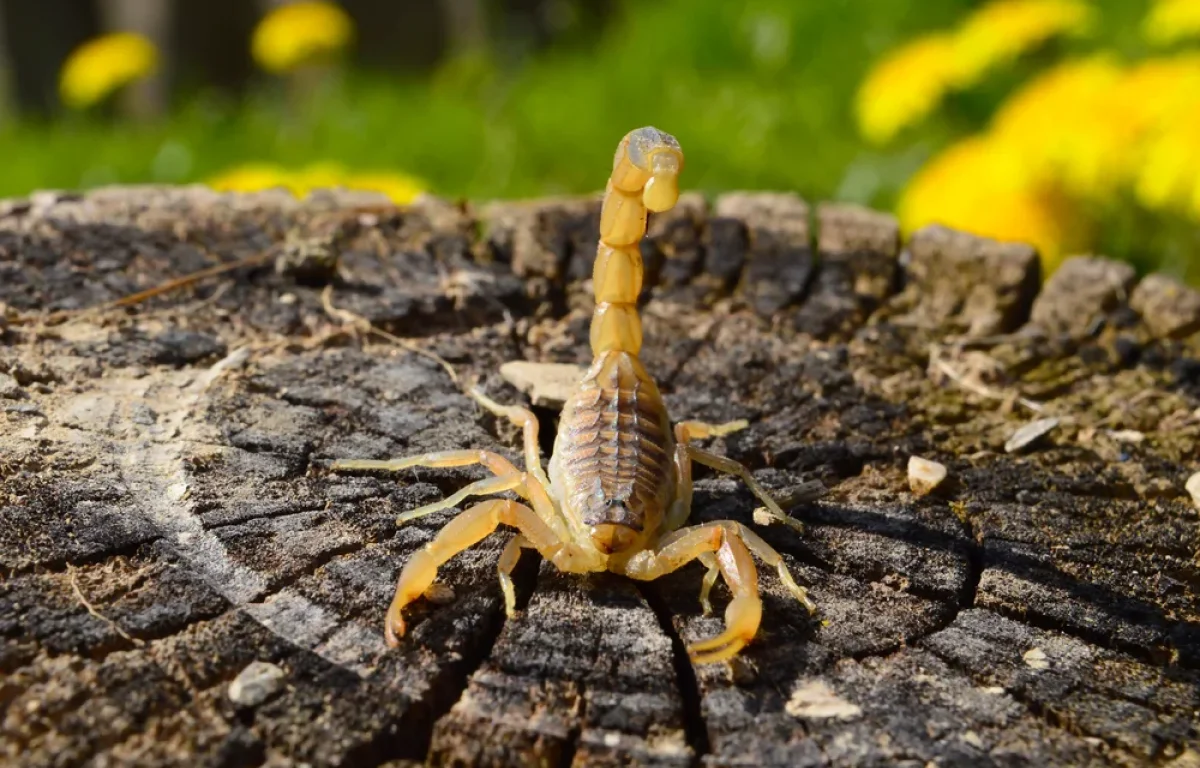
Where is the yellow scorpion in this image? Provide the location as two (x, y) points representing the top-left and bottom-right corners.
(332, 127), (816, 664)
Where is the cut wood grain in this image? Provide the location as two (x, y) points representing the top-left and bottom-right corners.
(1, 186), (1198, 767)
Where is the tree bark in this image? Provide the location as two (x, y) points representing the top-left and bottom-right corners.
(1, 186), (1198, 767)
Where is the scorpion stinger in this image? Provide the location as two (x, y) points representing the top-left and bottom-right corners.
(332, 126), (816, 664)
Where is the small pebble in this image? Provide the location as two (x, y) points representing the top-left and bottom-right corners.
(907, 456), (948, 496)
(1005, 418), (1059, 454)
(228, 661), (286, 707)
(1186, 472), (1200, 511)
(1023, 647), (1050, 670)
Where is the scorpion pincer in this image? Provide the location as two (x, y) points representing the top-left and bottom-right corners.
(332, 127), (816, 664)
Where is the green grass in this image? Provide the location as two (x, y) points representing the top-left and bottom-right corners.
(0, 0), (976, 206)
(5, 0), (1191, 282)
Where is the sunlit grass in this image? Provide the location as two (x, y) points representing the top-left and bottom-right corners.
(0, 0), (973, 207)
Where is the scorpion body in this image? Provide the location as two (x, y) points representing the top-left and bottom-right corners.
(333, 127), (815, 664)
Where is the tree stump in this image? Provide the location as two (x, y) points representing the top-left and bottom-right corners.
(1, 186), (1198, 767)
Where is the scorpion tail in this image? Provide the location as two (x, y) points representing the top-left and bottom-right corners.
(591, 127), (684, 357)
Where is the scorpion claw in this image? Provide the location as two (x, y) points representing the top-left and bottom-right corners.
(384, 610), (405, 647)
(687, 595), (762, 664)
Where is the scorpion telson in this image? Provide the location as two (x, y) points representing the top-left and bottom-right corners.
(331, 126), (816, 664)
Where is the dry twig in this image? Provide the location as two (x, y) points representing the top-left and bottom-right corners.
(67, 563), (145, 647)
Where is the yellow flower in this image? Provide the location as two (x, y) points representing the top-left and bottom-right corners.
(59, 32), (158, 110)
(950, 0), (1095, 87)
(990, 56), (1125, 198)
(252, 1), (354, 74)
(1144, 0), (1200, 46)
(990, 54), (1200, 200)
(206, 163), (296, 195)
(856, 33), (959, 145)
(292, 161), (347, 193)
(206, 162), (427, 205)
(1135, 101), (1200, 217)
(898, 135), (1076, 269)
(1116, 53), (1200, 128)
(343, 172), (426, 205)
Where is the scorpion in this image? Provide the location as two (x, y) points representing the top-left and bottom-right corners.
(332, 127), (816, 664)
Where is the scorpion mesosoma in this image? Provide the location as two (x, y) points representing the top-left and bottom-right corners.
(332, 127), (816, 664)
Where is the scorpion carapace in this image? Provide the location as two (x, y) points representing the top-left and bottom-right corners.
(332, 126), (816, 664)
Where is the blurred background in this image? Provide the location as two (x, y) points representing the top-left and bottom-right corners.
(0, 0), (1198, 282)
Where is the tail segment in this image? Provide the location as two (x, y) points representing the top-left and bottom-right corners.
(591, 127), (684, 357)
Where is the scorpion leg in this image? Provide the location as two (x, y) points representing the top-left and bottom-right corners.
(624, 520), (814, 663)
(385, 499), (565, 645)
(662, 421), (814, 623)
(394, 472), (525, 524)
(331, 448), (567, 537)
(664, 419), (801, 533)
(687, 445), (805, 534)
(466, 387), (553, 494)
(666, 420), (757, 531)
(697, 551), (720, 615)
(675, 419), (749, 440)
(620, 523), (764, 664)
(331, 449), (521, 480)
(497, 534), (534, 617)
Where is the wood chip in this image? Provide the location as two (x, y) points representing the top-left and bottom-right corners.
(1107, 429), (1145, 443)
(784, 680), (863, 720)
(498, 361), (587, 409)
(907, 456), (948, 496)
(1005, 418), (1059, 454)
(1186, 471), (1200, 511)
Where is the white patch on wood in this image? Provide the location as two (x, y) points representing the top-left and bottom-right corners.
(47, 346), (387, 677)
(242, 590), (340, 649)
(1023, 647), (1050, 670)
(785, 680), (863, 720)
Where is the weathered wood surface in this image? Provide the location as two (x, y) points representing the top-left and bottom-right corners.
(1, 186), (1198, 767)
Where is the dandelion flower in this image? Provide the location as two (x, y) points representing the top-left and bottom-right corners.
(1144, 0), (1200, 46)
(990, 56), (1126, 199)
(206, 163), (297, 195)
(343, 172), (427, 205)
(207, 162), (427, 205)
(59, 32), (158, 110)
(293, 162), (348, 193)
(856, 33), (958, 145)
(1136, 101), (1200, 217)
(898, 135), (1076, 269)
(950, 0), (1095, 87)
(990, 54), (1200, 200)
(252, 1), (354, 74)
(1115, 53), (1200, 128)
